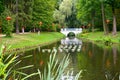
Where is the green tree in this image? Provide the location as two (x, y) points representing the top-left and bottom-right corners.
(33, 0), (56, 31)
(17, 0), (34, 33)
(76, 0), (101, 31)
(54, 0), (77, 27)
(101, 0), (109, 35)
(105, 0), (120, 35)
(0, 0), (4, 14)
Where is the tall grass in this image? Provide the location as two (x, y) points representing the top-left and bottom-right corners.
(38, 52), (82, 80)
(0, 45), (38, 80)
(0, 45), (82, 80)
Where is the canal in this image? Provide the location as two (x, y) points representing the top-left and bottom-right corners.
(16, 37), (120, 80)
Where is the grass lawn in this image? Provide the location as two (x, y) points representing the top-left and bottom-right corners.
(0, 32), (65, 52)
(78, 31), (120, 43)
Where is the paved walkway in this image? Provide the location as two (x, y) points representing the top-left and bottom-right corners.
(0, 34), (5, 37)
(0, 32), (31, 37)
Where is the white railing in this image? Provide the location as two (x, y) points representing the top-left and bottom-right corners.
(61, 28), (82, 32)
(60, 28), (82, 36)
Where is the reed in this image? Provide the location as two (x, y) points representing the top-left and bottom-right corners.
(38, 52), (82, 80)
(0, 45), (38, 80)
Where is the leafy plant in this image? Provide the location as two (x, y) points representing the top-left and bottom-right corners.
(103, 36), (113, 46)
(0, 45), (38, 80)
(38, 52), (82, 80)
(1, 8), (15, 37)
(80, 33), (88, 38)
(0, 44), (82, 80)
(118, 37), (120, 42)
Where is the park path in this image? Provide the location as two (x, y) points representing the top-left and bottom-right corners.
(0, 32), (31, 37)
(0, 34), (5, 37)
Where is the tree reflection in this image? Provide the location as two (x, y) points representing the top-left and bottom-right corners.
(103, 45), (119, 80)
(77, 42), (120, 80)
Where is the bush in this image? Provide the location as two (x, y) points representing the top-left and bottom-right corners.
(82, 29), (88, 34)
(1, 8), (15, 37)
(103, 36), (113, 46)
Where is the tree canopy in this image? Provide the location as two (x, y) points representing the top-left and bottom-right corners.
(0, 0), (120, 36)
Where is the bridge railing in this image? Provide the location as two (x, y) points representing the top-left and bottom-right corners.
(61, 28), (82, 31)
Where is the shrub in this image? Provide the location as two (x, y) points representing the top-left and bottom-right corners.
(103, 36), (113, 46)
(1, 8), (15, 37)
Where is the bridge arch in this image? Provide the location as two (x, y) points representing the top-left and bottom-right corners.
(67, 32), (75, 39)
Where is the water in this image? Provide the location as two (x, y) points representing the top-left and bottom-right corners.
(15, 37), (120, 80)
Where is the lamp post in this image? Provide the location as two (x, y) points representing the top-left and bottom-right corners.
(38, 21), (42, 35)
(39, 21), (42, 26)
(6, 16), (12, 37)
(105, 19), (110, 34)
(6, 16), (11, 21)
(106, 19), (110, 24)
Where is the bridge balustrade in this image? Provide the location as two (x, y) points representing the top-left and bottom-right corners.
(60, 28), (82, 36)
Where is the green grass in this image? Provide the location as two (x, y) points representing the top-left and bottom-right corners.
(0, 32), (65, 52)
(78, 31), (120, 44)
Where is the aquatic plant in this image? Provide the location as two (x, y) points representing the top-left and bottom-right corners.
(38, 52), (82, 80)
(0, 45), (38, 80)
(0, 44), (82, 80)
(105, 71), (119, 80)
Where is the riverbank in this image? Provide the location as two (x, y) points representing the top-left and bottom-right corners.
(78, 32), (120, 44)
(0, 32), (65, 53)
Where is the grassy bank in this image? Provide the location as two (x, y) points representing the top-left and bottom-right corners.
(78, 32), (120, 44)
(0, 32), (65, 52)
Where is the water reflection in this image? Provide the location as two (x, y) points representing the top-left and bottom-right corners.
(60, 37), (82, 53)
(78, 42), (120, 80)
(16, 38), (120, 80)
(61, 37), (82, 45)
(103, 45), (119, 80)
(36, 38), (82, 54)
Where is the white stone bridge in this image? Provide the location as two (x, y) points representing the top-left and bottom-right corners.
(60, 28), (82, 36)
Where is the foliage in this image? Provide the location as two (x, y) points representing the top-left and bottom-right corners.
(32, 0), (57, 31)
(0, 45), (81, 80)
(76, 0), (119, 34)
(104, 0), (120, 35)
(1, 0), (120, 34)
(0, 45), (38, 80)
(1, 8), (15, 37)
(2, 0), (57, 32)
(78, 32), (120, 44)
(38, 52), (82, 80)
(53, 0), (80, 27)
(79, 33), (88, 39)
(82, 29), (89, 33)
(0, 0), (4, 14)
(76, 0), (102, 31)
(103, 36), (113, 45)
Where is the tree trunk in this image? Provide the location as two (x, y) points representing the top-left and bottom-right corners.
(101, 2), (108, 35)
(16, 0), (19, 34)
(91, 17), (94, 32)
(112, 7), (117, 35)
